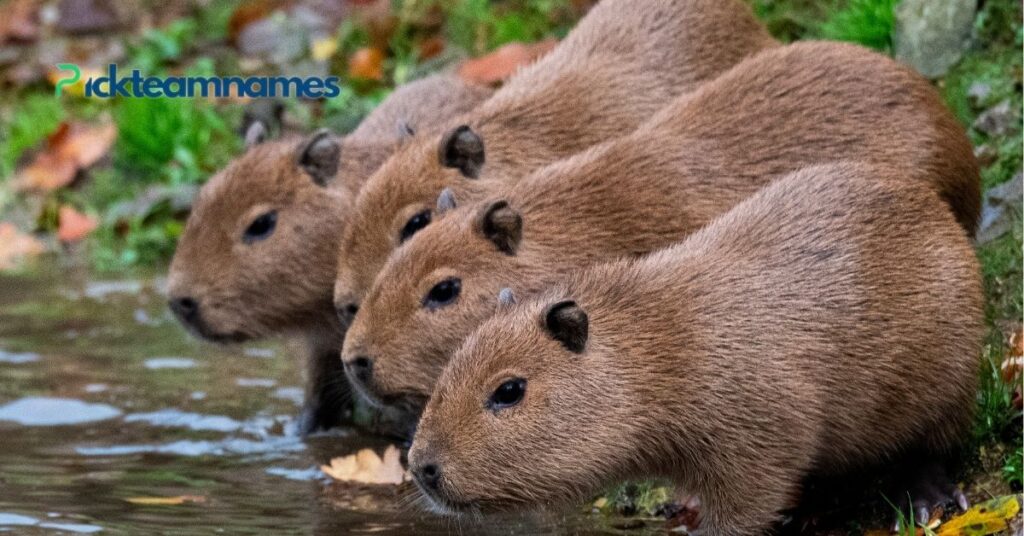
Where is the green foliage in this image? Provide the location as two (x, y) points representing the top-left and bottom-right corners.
(749, 0), (897, 49)
(600, 481), (673, 516)
(114, 96), (219, 179)
(112, 88), (239, 184)
(442, 0), (574, 54)
(321, 85), (390, 134)
(974, 0), (1024, 47)
(749, 0), (828, 42)
(817, 0), (897, 51)
(91, 213), (185, 270)
(0, 95), (66, 179)
(127, 18), (200, 73)
(1005, 445), (1023, 489)
(979, 222), (1024, 323)
(974, 331), (1019, 444)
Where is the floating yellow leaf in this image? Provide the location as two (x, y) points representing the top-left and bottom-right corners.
(321, 445), (408, 485)
(125, 495), (206, 506)
(936, 495), (1019, 536)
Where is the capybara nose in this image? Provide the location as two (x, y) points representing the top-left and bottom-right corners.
(336, 302), (359, 326)
(413, 462), (442, 491)
(345, 355), (373, 384)
(168, 296), (199, 323)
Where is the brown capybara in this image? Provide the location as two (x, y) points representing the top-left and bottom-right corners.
(340, 41), (980, 415)
(166, 74), (492, 435)
(407, 162), (984, 535)
(331, 0), (779, 315)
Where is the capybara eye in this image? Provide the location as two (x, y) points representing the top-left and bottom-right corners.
(400, 210), (432, 243)
(489, 378), (526, 410)
(423, 278), (461, 309)
(242, 210), (278, 244)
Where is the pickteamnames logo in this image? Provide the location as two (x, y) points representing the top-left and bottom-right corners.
(54, 64), (342, 99)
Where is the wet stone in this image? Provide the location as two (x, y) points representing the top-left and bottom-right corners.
(894, 0), (976, 78)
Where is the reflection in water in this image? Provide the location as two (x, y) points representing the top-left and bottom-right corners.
(0, 349), (39, 363)
(0, 266), (656, 535)
(143, 356), (197, 369)
(0, 397), (122, 426)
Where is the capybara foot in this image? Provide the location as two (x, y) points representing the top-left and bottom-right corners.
(892, 460), (968, 531)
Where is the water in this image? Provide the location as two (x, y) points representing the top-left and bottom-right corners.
(0, 265), (655, 535)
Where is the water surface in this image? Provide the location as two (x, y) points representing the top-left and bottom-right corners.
(0, 265), (655, 535)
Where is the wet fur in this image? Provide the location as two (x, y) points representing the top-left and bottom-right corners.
(412, 163), (983, 535)
(332, 0), (779, 307)
(343, 42), (980, 410)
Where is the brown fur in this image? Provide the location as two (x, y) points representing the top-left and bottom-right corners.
(341, 42), (981, 410)
(409, 162), (984, 535)
(165, 74), (492, 432)
(332, 0), (779, 309)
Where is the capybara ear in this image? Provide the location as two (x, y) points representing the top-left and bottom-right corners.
(438, 125), (485, 179)
(498, 287), (517, 309)
(296, 129), (340, 187)
(436, 187), (457, 216)
(244, 120), (268, 149)
(478, 200), (522, 255)
(542, 300), (588, 354)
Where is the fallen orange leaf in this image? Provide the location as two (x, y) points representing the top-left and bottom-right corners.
(458, 39), (558, 86)
(59, 122), (117, 168)
(125, 495), (206, 506)
(348, 47), (385, 81)
(16, 152), (78, 192)
(321, 445), (408, 485)
(16, 121), (117, 192)
(0, 223), (45, 270)
(57, 205), (98, 243)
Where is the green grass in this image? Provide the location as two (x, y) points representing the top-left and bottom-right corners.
(599, 480), (673, 517)
(749, 0), (897, 48)
(0, 94), (66, 179)
(442, 0), (575, 55)
(885, 493), (939, 536)
(817, 0), (897, 51)
(1005, 445), (1023, 489)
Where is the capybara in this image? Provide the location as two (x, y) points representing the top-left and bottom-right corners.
(409, 162), (983, 535)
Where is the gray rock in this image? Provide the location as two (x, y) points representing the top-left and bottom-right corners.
(57, 0), (124, 35)
(977, 171), (1023, 244)
(973, 100), (1019, 137)
(967, 81), (992, 107)
(894, 0), (976, 78)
